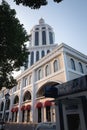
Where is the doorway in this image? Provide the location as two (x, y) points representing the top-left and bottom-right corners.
(67, 114), (81, 130)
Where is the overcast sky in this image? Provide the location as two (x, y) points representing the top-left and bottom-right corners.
(3, 0), (87, 56)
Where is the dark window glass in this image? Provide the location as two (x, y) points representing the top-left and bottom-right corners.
(36, 51), (39, 61)
(49, 32), (53, 44)
(35, 32), (39, 46)
(27, 110), (30, 122)
(38, 108), (42, 122)
(24, 56), (28, 70)
(41, 50), (45, 58)
(0, 102), (4, 111)
(45, 65), (49, 76)
(47, 50), (50, 54)
(42, 27), (45, 29)
(30, 51), (34, 66)
(54, 60), (58, 72)
(71, 59), (76, 70)
(38, 69), (42, 80)
(5, 99), (10, 110)
(79, 62), (83, 73)
(23, 91), (31, 101)
(42, 31), (46, 45)
(14, 95), (19, 104)
(46, 106), (51, 122)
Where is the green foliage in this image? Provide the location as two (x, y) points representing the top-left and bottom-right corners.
(14, 0), (63, 9)
(0, 0), (29, 89)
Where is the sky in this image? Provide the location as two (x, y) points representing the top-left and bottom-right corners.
(2, 0), (87, 56)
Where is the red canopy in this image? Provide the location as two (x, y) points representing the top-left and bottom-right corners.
(44, 100), (52, 107)
(36, 102), (43, 108)
(25, 105), (31, 110)
(21, 105), (25, 111)
(11, 107), (18, 112)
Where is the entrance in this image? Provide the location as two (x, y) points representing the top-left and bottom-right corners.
(67, 114), (81, 130)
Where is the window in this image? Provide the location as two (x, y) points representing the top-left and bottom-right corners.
(35, 28), (39, 30)
(42, 31), (46, 45)
(5, 99), (10, 110)
(53, 60), (58, 72)
(49, 32), (53, 44)
(79, 62), (83, 73)
(45, 65), (50, 76)
(30, 51), (34, 66)
(38, 69), (42, 80)
(23, 91), (31, 102)
(23, 77), (28, 87)
(38, 108), (42, 122)
(0, 102), (4, 111)
(29, 75), (32, 84)
(47, 50), (50, 54)
(24, 56), (28, 70)
(71, 58), (76, 70)
(41, 50), (45, 58)
(46, 106), (51, 122)
(36, 51), (39, 61)
(35, 32), (39, 46)
(86, 65), (87, 73)
(14, 95), (19, 104)
(42, 27), (45, 29)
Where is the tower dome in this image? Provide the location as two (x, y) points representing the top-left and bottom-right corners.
(39, 18), (45, 25)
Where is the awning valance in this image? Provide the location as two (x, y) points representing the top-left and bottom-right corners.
(44, 100), (52, 107)
(21, 105), (25, 111)
(11, 107), (18, 112)
(36, 102), (43, 108)
(25, 105), (31, 110)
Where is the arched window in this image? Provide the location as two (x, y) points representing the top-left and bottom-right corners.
(23, 91), (31, 102)
(14, 95), (19, 104)
(38, 69), (42, 80)
(30, 51), (34, 66)
(49, 32), (53, 44)
(0, 102), (4, 111)
(42, 31), (46, 45)
(79, 62), (83, 73)
(35, 32), (39, 46)
(24, 55), (28, 70)
(47, 50), (50, 54)
(29, 75), (32, 85)
(5, 99), (10, 110)
(71, 58), (76, 70)
(36, 51), (39, 61)
(41, 50), (45, 58)
(45, 65), (49, 76)
(53, 60), (58, 72)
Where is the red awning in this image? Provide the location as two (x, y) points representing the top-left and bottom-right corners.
(11, 108), (15, 112)
(44, 100), (52, 107)
(25, 105), (31, 110)
(11, 107), (18, 112)
(15, 107), (18, 112)
(36, 102), (43, 108)
(21, 105), (25, 111)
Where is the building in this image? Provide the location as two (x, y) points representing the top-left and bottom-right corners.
(0, 18), (87, 129)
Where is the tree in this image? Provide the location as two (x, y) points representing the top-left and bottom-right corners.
(14, 0), (63, 9)
(0, 1), (29, 90)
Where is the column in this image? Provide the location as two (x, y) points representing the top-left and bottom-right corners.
(17, 79), (23, 122)
(31, 70), (36, 123)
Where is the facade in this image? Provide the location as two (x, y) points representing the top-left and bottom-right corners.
(0, 18), (87, 129)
